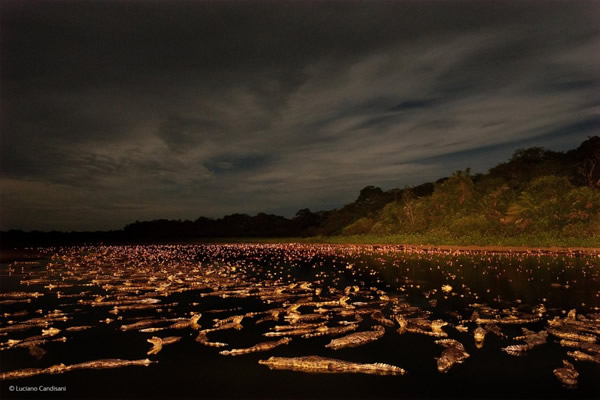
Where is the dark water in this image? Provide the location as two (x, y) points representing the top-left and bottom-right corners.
(0, 244), (599, 400)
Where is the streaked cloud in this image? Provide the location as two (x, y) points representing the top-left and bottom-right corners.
(1, 1), (599, 230)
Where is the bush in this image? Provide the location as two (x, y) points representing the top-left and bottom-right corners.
(342, 217), (374, 235)
(447, 214), (491, 237)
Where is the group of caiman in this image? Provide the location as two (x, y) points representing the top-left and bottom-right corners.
(1, 244), (599, 389)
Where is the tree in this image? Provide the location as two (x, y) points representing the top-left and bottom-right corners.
(505, 176), (574, 232)
(577, 136), (600, 187)
(429, 169), (474, 218)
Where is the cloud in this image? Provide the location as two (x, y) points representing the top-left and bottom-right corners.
(1, 1), (599, 230)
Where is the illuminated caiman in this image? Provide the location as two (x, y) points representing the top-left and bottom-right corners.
(405, 318), (448, 338)
(435, 339), (470, 373)
(473, 326), (486, 349)
(273, 322), (326, 331)
(0, 313), (69, 334)
(325, 325), (385, 349)
(255, 310), (281, 325)
(258, 356), (406, 376)
(474, 315), (540, 325)
(0, 358), (154, 380)
(547, 328), (597, 343)
(503, 328), (548, 356)
(169, 313), (202, 330)
(120, 318), (182, 331)
(483, 323), (506, 339)
(370, 311), (395, 327)
(219, 337), (291, 356)
(146, 336), (181, 355)
(567, 350), (600, 364)
(546, 311), (600, 345)
(0, 336), (66, 352)
(195, 331), (228, 348)
(553, 360), (579, 387)
(559, 339), (600, 354)
(302, 324), (358, 338)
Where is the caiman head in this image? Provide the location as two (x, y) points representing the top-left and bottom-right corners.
(436, 355), (453, 373)
(258, 357), (275, 366)
(474, 326), (486, 349)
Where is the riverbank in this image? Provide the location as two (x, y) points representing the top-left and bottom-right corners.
(298, 233), (600, 249)
(189, 235), (600, 255)
(2, 234), (599, 256)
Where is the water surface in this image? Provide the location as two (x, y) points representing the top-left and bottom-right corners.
(1, 244), (599, 399)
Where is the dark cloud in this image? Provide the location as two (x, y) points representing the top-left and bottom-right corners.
(389, 99), (438, 112)
(1, 0), (599, 230)
(157, 116), (223, 153)
(205, 153), (274, 175)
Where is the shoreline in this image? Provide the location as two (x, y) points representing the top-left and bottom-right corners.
(199, 240), (600, 255)
(187, 238), (600, 255)
(2, 240), (599, 257)
(318, 242), (600, 255)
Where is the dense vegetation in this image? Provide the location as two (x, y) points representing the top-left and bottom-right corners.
(2, 136), (599, 247)
(342, 158), (600, 241)
(337, 136), (600, 245)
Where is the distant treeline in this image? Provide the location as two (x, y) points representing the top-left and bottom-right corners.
(2, 136), (599, 247)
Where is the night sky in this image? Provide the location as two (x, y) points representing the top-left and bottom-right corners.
(1, 1), (599, 231)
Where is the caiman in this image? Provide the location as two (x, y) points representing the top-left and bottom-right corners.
(559, 340), (600, 354)
(168, 313), (201, 330)
(484, 323), (506, 338)
(435, 339), (470, 373)
(195, 331), (227, 348)
(205, 316), (244, 333)
(265, 328), (317, 337)
(146, 336), (162, 355)
(0, 299), (31, 306)
(42, 327), (61, 336)
(146, 336), (181, 355)
(0, 292), (44, 299)
(431, 320), (448, 334)
(567, 350), (600, 364)
(258, 355), (405, 376)
(403, 317), (448, 338)
(0, 358), (154, 380)
(0, 335), (66, 352)
(120, 318), (174, 331)
(503, 328), (547, 356)
(395, 315), (407, 334)
(284, 313), (329, 324)
(219, 337), (291, 356)
(549, 314), (600, 336)
(473, 326), (486, 349)
(302, 324), (358, 339)
(547, 328), (596, 343)
(273, 322), (326, 331)
(325, 326), (385, 349)
(371, 311), (395, 327)
(553, 360), (578, 387)
(66, 325), (92, 332)
(2, 310), (28, 318)
(406, 327), (447, 338)
(475, 316), (540, 325)
(519, 328), (548, 346)
(255, 310), (281, 325)
(213, 315), (245, 328)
